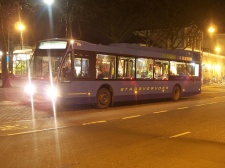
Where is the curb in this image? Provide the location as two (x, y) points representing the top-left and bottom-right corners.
(0, 101), (22, 106)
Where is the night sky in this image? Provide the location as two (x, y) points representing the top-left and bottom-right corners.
(14, 0), (225, 46)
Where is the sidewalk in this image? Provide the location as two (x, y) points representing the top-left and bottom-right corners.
(0, 77), (27, 105)
(0, 78), (223, 105)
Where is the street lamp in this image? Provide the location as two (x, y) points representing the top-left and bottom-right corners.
(43, 0), (54, 5)
(43, 0), (72, 38)
(215, 46), (221, 54)
(202, 25), (216, 52)
(43, 0), (55, 38)
(208, 27), (215, 34)
(0, 51), (3, 57)
(16, 22), (25, 50)
(201, 25), (217, 83)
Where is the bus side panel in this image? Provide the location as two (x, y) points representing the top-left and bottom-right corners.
(58, 80), (201, 105)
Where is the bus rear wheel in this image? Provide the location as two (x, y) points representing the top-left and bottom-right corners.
(96, 88), (111, 109)
(172, 85), (181, 101)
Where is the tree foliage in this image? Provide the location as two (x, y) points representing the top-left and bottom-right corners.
(0, 0), (36, 87)
(134, 0), (210, 49)
(0, 0), (222, 87)
(77, 0), (142, 43)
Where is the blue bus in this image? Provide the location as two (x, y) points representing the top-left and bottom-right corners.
(24, 38), (202, 109)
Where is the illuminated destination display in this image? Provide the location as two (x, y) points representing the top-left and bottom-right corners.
(161, 53), (193, 61)
(38, 41), (68, 49)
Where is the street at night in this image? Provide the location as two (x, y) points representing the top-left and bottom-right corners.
(1, 1), (225, 168)
(0, 84), (225, 167)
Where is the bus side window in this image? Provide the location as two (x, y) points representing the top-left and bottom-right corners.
(60, 53), (72, 82)
(136, 58), (153, 80)
(154, 60), (169, 80)
(96, 54), (116, 79)
(74, 57), (90, 78)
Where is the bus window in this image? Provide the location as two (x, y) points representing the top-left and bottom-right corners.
(33, 56), (60, 81)
(136, 58), (153, 79)
(187, 63), (199, 76)
(154, 60), (169, 80)
(170, 61), (191, 77)
(96, 54), (116, 79)
(59, 53), (72, 82)
(74, 58), (90, 78)
(117, 56), (135, 79)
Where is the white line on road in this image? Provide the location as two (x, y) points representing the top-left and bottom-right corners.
(122, 115), (141, 119)
(207, 102), (218, 105)
(169, 132), (191, 138)
(82, 120), (106, 126)
(195, 104), (206, 107)
(6, 126), (69, 136)
(177, 107), (189, 110)
(153, 110), (168, 114)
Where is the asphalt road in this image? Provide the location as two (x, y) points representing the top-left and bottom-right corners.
(0, 85), (225, 168)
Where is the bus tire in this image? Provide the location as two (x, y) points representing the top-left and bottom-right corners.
(96, 88), (111, 109)
(172, 85), (181, 101)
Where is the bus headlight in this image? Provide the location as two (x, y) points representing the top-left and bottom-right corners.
(24, 84), (36, 95)
(47, 86), (58, 99)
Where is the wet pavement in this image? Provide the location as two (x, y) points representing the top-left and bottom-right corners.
(0, 78), (53, 126)
(0, 77), (27, 104)
(0, 78), (224, 136)
(0, 78), (49, 122)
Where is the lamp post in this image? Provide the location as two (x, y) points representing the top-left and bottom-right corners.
(208, 27), (215, 34)
(202, 26), (216, 52)
(201, 25), (216, 83)
(43, 0), (72, 38)
(43, 0), (54, 38)
(43, 0), (54, 5)
(17, 22), (25, 50)
(66, 0), (72, 38)
(215, 46), (221, 54)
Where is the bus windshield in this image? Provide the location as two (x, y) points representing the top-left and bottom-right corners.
(30, 40), (68, 81)
(30, 55), (62, 81)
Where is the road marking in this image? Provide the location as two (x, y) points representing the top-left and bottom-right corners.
(195, 104), (206, 107)
(153, 110), (168, 114)
(6, 126), (69, 136)
(82, 120), (106, 126)
(0, 125), (28, 131)
(169, 132), (191, 138)
(122, 115), (141, 119)
(177, 107), (189, 110)
(207, 102), (218, 105)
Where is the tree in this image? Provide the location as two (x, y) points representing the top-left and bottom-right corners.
(77, 0), (142, 44)
(135, 0), (211, 49)
(0, 0), (14, 87)
(0, 0), (36, 87)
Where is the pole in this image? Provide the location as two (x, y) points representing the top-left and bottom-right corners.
(66, 0), (72, 38)
(201, 31), (204, 84)
(20, 30), (23, 50)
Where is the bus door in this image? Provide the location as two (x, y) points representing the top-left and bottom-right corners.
(58, 52), (92, 101)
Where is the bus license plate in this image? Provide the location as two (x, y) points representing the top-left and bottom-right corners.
(35, 95), (43, 100)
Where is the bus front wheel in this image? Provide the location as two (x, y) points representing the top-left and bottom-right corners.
(172, 85), (181, 101)
(96, 88), (111, 109)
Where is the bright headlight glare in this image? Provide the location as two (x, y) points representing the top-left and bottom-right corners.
(47, 86), (58, 99)
(24, 84), (36, 95)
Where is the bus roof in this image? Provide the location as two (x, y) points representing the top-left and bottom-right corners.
(38, 38), (201, 60)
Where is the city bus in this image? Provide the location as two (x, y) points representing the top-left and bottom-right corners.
(24, 38), (202, 109)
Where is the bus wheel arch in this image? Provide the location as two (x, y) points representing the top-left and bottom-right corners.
(172, 84), (182, 101)
(96, 84), (113, 109)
